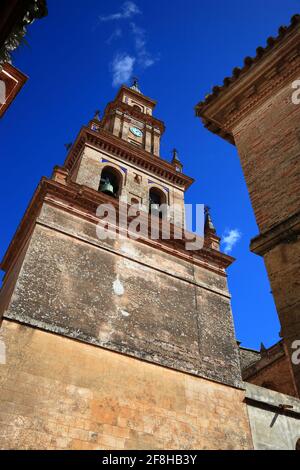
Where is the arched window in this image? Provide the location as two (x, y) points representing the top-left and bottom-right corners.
(99, 166), (122, 198)
(133, 104), (143, 112)
(149, 187), (167, 218)
(296, 438), (300, 450)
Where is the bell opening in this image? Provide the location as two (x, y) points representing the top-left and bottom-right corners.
(99, 167), (121, 198)
(149, 187), (167, 219)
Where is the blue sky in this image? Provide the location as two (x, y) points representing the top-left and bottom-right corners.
(1, 0), (298, 349)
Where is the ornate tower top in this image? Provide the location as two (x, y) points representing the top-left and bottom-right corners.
(101, 82), (164, 156)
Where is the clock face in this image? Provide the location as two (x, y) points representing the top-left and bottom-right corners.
(130, 126), (143, 138)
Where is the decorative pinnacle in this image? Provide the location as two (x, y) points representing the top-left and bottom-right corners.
(130, 76), (141, 93)
(260, 342), (267, 354)
(172, 148), (180, 163)
(204, 206), (216, 233)
(171, 148), (183, 172)
(94, 110), (101, 120)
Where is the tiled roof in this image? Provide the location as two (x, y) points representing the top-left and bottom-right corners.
(195, 13), (300, 113)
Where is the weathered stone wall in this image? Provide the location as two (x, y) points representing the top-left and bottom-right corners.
(246, 383), (300, 450)
(1, 202), (241, 388)
(239, 347), (261, 370)
(0, 320), (253, 450)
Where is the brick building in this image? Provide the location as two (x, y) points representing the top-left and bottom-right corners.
(196, 14), (300, 399)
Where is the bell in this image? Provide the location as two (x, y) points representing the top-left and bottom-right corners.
(99, 178), (115, 197)
(150, 203), (160, 216)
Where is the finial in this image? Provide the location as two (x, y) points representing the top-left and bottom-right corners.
(94, 110), (101, 121)
(204, 205), (216, 233)
(172, 148), (180, 162)
(171, 148), (183, 172)
(64, 142), (72, 151)
(260, 342), (267, 355)
(130, 76), (141, 93)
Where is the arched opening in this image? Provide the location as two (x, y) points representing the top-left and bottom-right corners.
(149, 187), (167, 218)
(296, 438), (300, 450)
(99, 166), (122, 198)
(133, 104), (143, 112)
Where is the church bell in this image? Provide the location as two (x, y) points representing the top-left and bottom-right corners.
(149, 199), (161, 216)
(99, 177), (115, 197)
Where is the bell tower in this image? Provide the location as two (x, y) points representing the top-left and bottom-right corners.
(73, 79), (190, 225)
(0, 81), (252, 450)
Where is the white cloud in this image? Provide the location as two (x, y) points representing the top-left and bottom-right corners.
(106, 27), (122, 44)
(130, 22), (157, 69)
(222, 229), (242, 254)
(112, 53), (136, 87)
(101, 2), (157, 86)
(100, 1), (140, 22)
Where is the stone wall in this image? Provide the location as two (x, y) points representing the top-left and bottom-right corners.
(1, 202), (242, 388)
(246, 383), (300, 450)
(0, 320), (253, 450)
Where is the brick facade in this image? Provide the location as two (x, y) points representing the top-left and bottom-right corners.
(196, 15), (300, 397)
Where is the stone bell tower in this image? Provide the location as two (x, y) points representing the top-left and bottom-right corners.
(0, 80), (252, 450)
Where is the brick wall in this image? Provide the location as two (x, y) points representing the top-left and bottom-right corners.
(233, 85), (300, 234)
(232, 81), (300, 395)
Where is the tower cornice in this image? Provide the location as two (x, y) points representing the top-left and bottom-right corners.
(64, 126), (194, 190)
